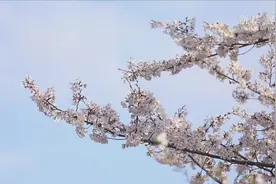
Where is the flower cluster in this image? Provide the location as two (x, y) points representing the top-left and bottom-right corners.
(23, 12), (275, 184)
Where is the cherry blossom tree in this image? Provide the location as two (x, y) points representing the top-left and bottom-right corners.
(23, 13), (275, 184)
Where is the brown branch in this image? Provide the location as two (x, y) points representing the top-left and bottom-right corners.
(96, 124), (276, 169)
(215, 70), (275, 102)
(71, 111), (276, 169)
(188, 155), (222, 184)
(41, 97), (276, 171)
(122, 38), (274, 102)
(153, 141), (275, 169)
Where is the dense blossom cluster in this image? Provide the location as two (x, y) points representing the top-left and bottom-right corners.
(23, 13), (275, 184)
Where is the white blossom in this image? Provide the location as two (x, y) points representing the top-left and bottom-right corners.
(23, 12), (275, 184)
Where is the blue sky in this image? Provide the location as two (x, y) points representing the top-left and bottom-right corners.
(1, 1), (274, 184)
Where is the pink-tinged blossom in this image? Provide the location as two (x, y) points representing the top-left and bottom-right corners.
(23, 12), (275, 184)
